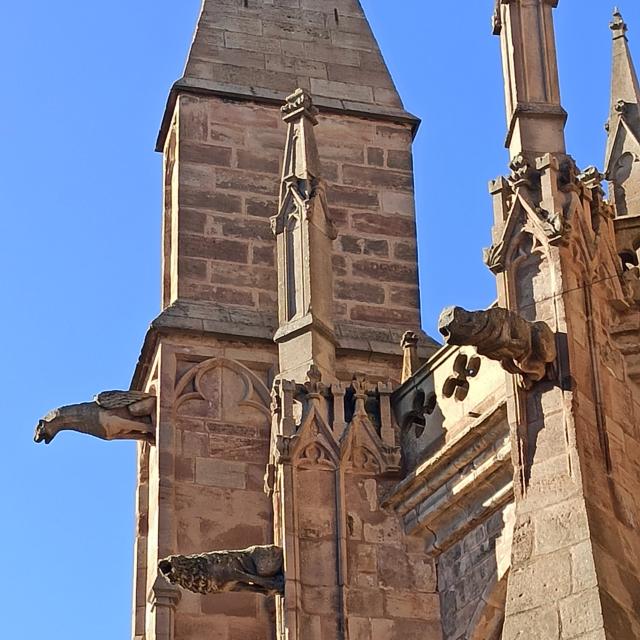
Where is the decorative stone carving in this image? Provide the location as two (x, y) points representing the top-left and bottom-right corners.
(158, 545), (284, 597)
(442, 353), (482, 402)
(438, 306), (557, 389)
(174, 357), (271, 421)
(34, 391), (156, 445)
(509, 154), (538, 189)
(622, 264), (640, 306)
(402, 388), (437, 438)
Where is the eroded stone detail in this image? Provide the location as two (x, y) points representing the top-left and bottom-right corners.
(34, 391), (156, 445)
(159, 545), (284, 597)
(401, 330), (421, 383)
(438, 306), (557, 389)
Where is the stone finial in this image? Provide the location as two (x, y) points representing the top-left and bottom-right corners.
(401, 331), (420, 384)
(351, 372), (369, 417)
(605, 5), (640, 216)
(611, 8), (628, 38)
(282, 88), (319, 124)
(303, 364), (326, 397)
(278, 88), (323, 189)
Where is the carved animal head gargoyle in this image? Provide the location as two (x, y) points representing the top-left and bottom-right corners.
(34, 391), (156, 445)
(159, 545), (284, 597)
(438, 306), (557, 389)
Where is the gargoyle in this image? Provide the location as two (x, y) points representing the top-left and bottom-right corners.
(159, 545), (284, 597)
(34, 391), (156, 444)
(438, 306), (557, 389)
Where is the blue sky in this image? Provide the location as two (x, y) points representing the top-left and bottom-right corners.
(1, 1), (637, 637)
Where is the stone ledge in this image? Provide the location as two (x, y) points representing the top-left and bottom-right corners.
(384, 401), (512, 556)
(130, 300), (439, 389)
(155, 78), (421, 152)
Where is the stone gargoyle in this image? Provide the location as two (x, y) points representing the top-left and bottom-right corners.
(159, 545), (284, 597)
(34, 391), (156, 445)
(438, 306), (557, 389)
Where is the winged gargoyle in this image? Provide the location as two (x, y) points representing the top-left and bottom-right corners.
(159, 545), (284, 597)
(34, 391), (156, 445)
(438, 306), (557, 389)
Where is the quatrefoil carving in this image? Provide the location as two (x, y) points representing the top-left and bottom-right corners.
(442, 353), (481, 402)
(403, 389), (438, 439)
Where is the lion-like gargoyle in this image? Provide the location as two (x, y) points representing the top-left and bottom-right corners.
(438, 306), (557, 389)
(158, 545), (284, 597)
(34, 391), (156, 445)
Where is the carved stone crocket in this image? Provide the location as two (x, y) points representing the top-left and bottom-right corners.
(34, 391), (156, 444)
(158, 545), (284, 597)
(438, 306), (557, 388)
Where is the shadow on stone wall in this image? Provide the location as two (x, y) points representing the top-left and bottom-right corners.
(438, 508), (511, 640)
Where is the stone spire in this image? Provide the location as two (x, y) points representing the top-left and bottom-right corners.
(157, 0), (416, 149)
(605, 8), (640, 217)
(493, 0), (567, 160)
(272, 89), (337, 382)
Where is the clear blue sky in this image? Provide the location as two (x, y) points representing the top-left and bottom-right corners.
(1, 1), (636, 637)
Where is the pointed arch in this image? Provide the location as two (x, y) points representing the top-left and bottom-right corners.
(174, 357), (271, 420)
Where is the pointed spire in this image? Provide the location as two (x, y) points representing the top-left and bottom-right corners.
(272, 89), (337, 383)
(494, 0), (567, 160)
(609, 8), (640, 113)
(181, 1), (407, 114)
(157, 1), (419, 151)
(606, 9), (640, 216)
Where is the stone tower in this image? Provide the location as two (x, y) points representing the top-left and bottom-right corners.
(131, 2), (436, 639)
(33, 2), (640, 640)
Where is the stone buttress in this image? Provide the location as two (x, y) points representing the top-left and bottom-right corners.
(390, 3), (640, 639)
(488, 2), (640, 637)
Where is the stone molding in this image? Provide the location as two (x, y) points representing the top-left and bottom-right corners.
(129, 300), (437, 390)
(384, 401), (512, 556)
(155, 79), (420, 153)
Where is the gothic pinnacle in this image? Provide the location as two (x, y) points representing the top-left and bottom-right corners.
(495, 0), (567, 159)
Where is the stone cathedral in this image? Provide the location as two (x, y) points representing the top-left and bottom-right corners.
(35, 1), (640, 639)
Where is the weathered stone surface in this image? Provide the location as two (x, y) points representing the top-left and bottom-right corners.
(179, 0), (410, 118)
(439, 306), (557, 389)
(34, 391), (156, 445)
(159, 545), (284, 596)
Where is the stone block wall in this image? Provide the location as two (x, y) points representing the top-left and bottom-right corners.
(344, 476), (442, 640)
(563, 260), (640, 638)
(184, 0), (403, 112)
(438, 507), (512, 640)
(164, 94), (420, 331)
(135, 336), (279, 640)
